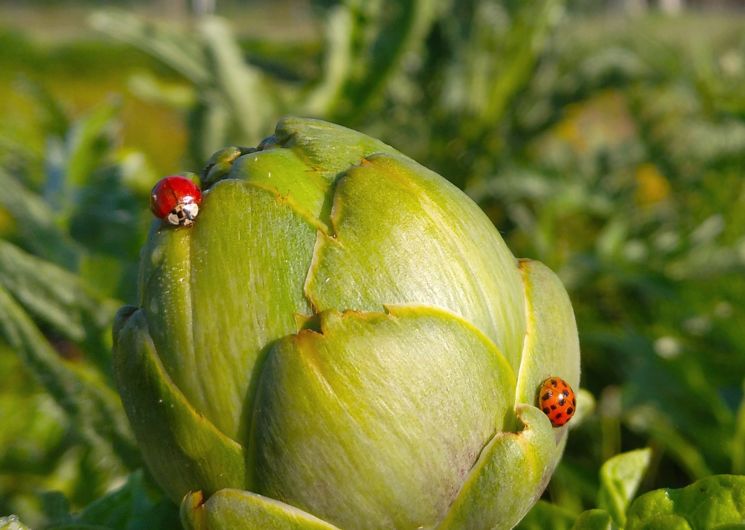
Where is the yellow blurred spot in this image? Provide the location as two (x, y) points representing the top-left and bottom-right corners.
(547, 91), (636, 156)
(634, 163), (670, 205)
(555, 113), (587, 152)
(0, 206), (16, 237)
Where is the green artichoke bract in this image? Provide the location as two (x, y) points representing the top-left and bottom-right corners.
(113, 117), (581, 530)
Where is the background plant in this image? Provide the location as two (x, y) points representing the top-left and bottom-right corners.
(0, 0), (744, 528)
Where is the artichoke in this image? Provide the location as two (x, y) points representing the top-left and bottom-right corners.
(113, 117), (581, 530)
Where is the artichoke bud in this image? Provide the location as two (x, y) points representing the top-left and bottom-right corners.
(114, 117), (581, 529)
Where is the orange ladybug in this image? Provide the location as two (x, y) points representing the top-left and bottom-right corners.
(538, 377), (576, 427)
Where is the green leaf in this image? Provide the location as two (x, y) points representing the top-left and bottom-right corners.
(17, 78), (69, 138)
(626, 475), (745, 530)
(0, 240), (114, 343)
(198, 16), (275, 145)
(188, 93), (234, 170)
(480, 0), (563, 128)
(249, 306), (516, 529)
(437, 405), (559, 530)
(44, 514), (121, 530)
(0, 239), (120, 375)
(113, 308), (247, 503)
(181, 490), (340, 530)
(91, 12), (276, 159)
(89, 11), (210, 85)
(300, 5), (354, 116)
(733, 379), (745, 474)
(68, 163), (146, 261)
(0, 285), (138, 470)
(40, 491), (72, 525)
(71, 471), (179, 530)
(329, 0), (438, 122)
(0, 168), (79, 268)
(63, 100), (120, 190)
(516, 500), (577, 530)
(598, 448), (652, 527)
(571, 509), (616, 530)
(302, 1), (438, 120)
(0, 358), (68, 475)
(441, 0), (564, 139)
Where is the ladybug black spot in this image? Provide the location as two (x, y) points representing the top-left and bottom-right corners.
(551, 405), (557, 410)
(542, 407), (550, 414)
(542, 392), (551, 401)
(567, 407), (574, 415)
(555, 412), (562, 419)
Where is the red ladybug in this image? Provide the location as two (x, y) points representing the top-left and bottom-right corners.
(150, 176), (202, 227)
(538, 377), (576, 427)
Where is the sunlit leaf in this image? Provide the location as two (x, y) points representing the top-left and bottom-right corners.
(626, 475), (745, 530)
(597, 448), (651, 527)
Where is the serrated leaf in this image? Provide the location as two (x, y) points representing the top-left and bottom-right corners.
(0, 240), (114, 343)
(0, 168), (79, 268)
(89, 10), (209, 85)
(328, 0), (439, 122)
(0, 285), (138, 471)
(199, 16), (275, 145)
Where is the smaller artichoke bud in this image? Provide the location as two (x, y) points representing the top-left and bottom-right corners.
(114, 117), (581, 529)
(201, 146), (257, 189)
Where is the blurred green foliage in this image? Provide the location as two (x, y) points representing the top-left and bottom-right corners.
(1, 0), (744, 528)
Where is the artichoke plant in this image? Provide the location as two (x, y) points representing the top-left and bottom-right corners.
(113, 117), (580, 529)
